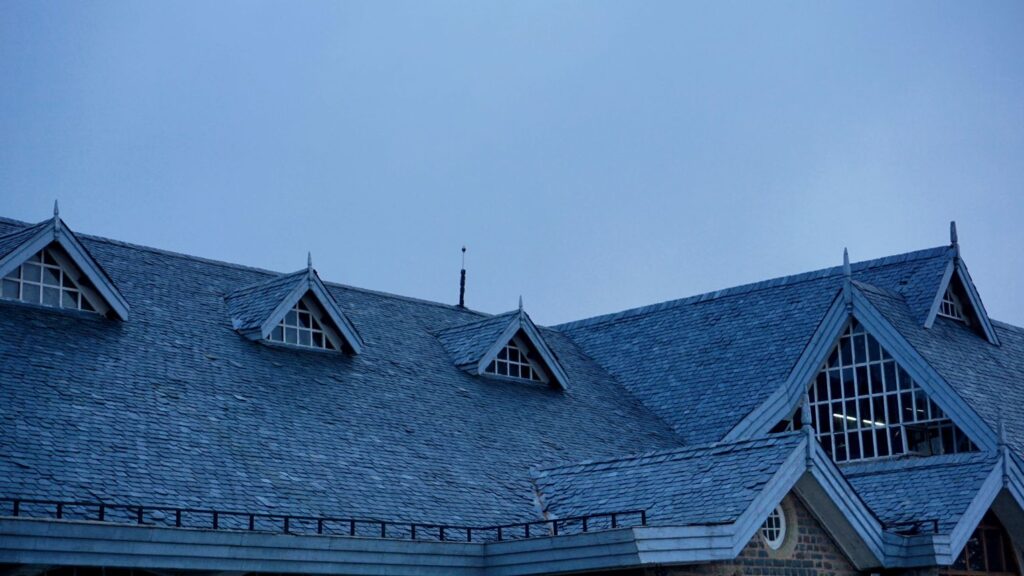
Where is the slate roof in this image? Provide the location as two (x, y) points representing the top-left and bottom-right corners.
(556, 246), (962, 445)
(435, 311), (520, 368)
(223, 269), (309, 331)
(533, 433), (804, 526)
(0, 219), (49, 260)
(842, 452), (998, 533)
(0, 217), (683, 526)
(1, 213), (1022, 538)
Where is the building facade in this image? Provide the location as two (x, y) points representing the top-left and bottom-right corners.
(1, 208), (1023, 575)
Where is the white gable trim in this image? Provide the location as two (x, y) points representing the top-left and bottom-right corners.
(476, 311), (570, 390)
(923, 257), (999, 345)
(256, 269), (364, 354)
(729, 284), (998, 452)
(0, 218), (130, 320)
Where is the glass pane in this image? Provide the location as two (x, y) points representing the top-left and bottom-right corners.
(81, 298), (95, 312)
(497, 362), (508, 376)
(42, 250), (58, 265)
(271, 326), (283, 341)
(299, 330), (311, 347)
(22, 283), (40, 303)
(42, 267), (60, 287)
(285, 310), (298, 326)
(298, 312), (312, 328)
(3, 267), (18, 279)
(62, 289), (79, 308)
(2, 279), (18, 299)
(42, 287), (60, 306)
(285, 327), (298, 344)
(23, 263), (41, 282)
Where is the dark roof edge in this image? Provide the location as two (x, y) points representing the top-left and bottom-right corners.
(556, 246), (952, 332)
(0, 216), (488, 317)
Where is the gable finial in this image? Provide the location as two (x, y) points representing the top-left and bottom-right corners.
(458, 246), (467, 308)
(53, 199), (60, 218)
(842, 248), (853, 311)
(307, 251), (313, 271)
(519, 295), (523, 312)
(950, 221), (958, 247)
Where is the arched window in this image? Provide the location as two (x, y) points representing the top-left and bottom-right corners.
(807, 320), (976, 463)
(942, 512), (1020, 576)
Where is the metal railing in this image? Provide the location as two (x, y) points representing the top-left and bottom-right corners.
(0, 497), (646, 543)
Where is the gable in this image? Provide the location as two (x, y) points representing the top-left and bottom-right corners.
(925, 257), (1000, 345)
(224, 265), (363, 354)
(0, 213), (129, 320)
(437, 309), (570, 390)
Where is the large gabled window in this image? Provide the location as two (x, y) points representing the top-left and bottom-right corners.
(808, 320), (976, 463)
(485, 337), (548, 383)
(1, 246), (99, 313)
(266, 297), (340, 351)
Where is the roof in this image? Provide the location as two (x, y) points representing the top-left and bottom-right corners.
(555, 246), (962, 445)
(843, 452), (998, 533)
(224, 269), (309, 331)
(533, 433), (805, 526)
(436, 311), (520, 368)
(0, 217), (683, 526)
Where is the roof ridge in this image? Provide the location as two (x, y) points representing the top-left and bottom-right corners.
(991, 319), (1024, 333)
(433, 309), (517, 336)
(0, 216), (488, 317)
(556, 246), (952, 331)
(534, 432), (803, 477)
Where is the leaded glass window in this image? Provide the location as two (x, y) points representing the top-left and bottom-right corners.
(1, 247), (96, 312)
(486, 338), (546, 382)
(939, 285), (966, 321)
(267, 298), (337, 350)
(808, 320), (976, 463)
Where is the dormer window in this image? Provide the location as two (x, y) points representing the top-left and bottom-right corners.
(2, 246), (99, 313)
(938, 286), (965, 321)
(267, 297), (339, 351)
(486, 337), (547, 382)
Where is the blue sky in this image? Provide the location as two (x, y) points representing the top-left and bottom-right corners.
(2, 1), (1022, 325)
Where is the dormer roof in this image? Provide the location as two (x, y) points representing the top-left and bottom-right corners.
(436, 307), (570, 390)
(0, 210), (130, 320)
(224, 263), (364, 354)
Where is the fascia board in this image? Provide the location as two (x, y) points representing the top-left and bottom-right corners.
(851, 288), (997, 451)
(923, 258), (956, 329)
(309, 275), (364, 354)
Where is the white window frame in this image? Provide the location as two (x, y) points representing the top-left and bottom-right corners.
(761, 505), (786, 550)
(807, 320), (975, 463)
(1, 245), (105, 313)
(266, 294), (344, 351)
(485, 335), (549, 383)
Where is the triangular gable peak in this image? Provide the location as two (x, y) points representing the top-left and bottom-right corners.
(437, 308), (570, 390)
(225, 263), (363, 354)
(0, 209), (129, 320)
(924, 241), (999, 345)
(727, 281), (997, 456)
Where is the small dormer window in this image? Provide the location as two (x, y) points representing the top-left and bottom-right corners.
(267, 298), (339, 350)
(2, 247), (97, 312)
(486, 337), (547, 382)
(938, 286), (965, 321)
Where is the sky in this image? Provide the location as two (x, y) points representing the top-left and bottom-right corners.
(1, 1), (1023, 326)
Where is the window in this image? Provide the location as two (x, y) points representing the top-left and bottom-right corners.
(485, 338), (546, 382)
(1, 247), (96, 312)
(939, 286), (966, 321)
(807, 320), (976, 463)
(267, 298), (337, 350)
(761, 506), (787, 550)
(942, 512), (1020, 576)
